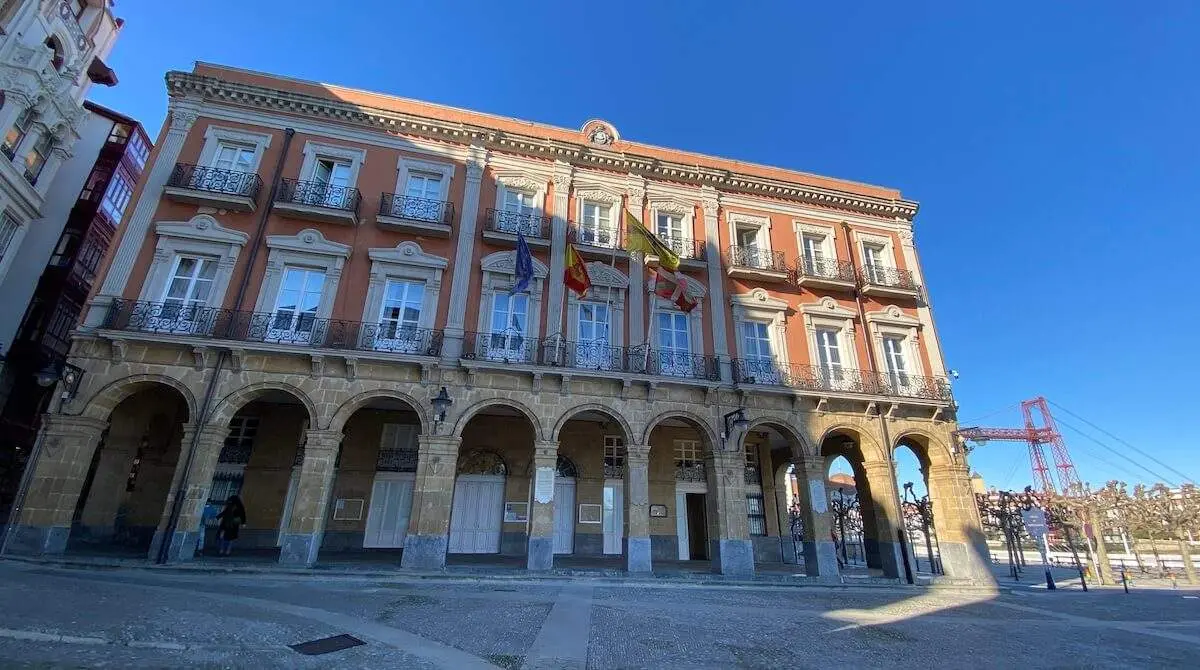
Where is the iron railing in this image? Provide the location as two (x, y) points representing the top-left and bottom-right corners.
(794, 257), (857, 284)
(860, 264), (920, 292)
(483, 208), (551, 239)
(540, 339), (631, 372)
(676, 462), (706, 482)
(659, 234), (706, 260)
(278, 178), (361, 214)
(168, 163), (263, 201)
(379, 193), (454, 226)
(0, 144), (15, 160)
(726, 246), (788, 272)
(732, 358), (952, 401)
(635, 347), (722, 381)
(100, 300), (443, 355)
(566, 221), (621, 249)
(463, 331), (539, 364)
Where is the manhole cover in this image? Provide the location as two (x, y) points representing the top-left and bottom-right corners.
(290, 634), (365, 656)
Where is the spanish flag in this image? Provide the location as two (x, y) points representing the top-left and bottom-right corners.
(564, 242), (591, 298)
(624, 211), (680, 272)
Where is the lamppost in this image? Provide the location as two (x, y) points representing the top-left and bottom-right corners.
(430, 387), (452, 434)
(720, 408), (749, 453)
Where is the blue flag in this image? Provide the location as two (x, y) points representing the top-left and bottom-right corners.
(512, 231), (533, 294)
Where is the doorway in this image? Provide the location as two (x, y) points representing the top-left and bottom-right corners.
(686, 493), (708, 561)
(448, 474), (504, 554)
(602, 480), (623, 555)
(362, 472), (415, 548)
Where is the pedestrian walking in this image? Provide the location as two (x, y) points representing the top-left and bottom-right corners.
(216, 495), (246, 557)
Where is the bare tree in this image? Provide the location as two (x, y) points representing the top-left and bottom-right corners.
(1093, 480), (1144, 572)
(1128, 484), (1165, 573)
(1150, 483), (1198, 584)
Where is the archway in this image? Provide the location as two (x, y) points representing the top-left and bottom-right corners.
(644, 412), (719, 568)
(69, 383), (190, 557)
(824, 455), (866, 569)
(554, 406), (633, 562)
(820, 428), (904, 579)
(743, 421), (805, 568)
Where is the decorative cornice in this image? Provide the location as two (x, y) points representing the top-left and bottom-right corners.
(481, 250), (549, 278)
(165, 71), (920, 222)
(584, 261), (629, 288)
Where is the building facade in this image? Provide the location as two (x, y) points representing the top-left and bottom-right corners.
(0, 101), (148, 513)
(6, 62), (992, 582)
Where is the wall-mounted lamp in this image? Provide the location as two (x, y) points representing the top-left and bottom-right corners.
(34, 361), (83, 410)
(430, 386), (453, 434)
(720, 408), (750, 452)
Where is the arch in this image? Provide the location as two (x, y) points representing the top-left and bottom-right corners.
(818, 424), (885, 462)
(451, 397), (544, 440)
(44, 35), (65, 71)
(892, 428), (955, 469)
(556, 455), (578, 478)
(551, 403), (634, 443)
(457, 449), (508, 475)
(208, 381), (318, 428)
(328, 388), (429, 434)
(741, 417), (815, 458)
(641, 409), (719, 451)
(78, 374), (197, 423)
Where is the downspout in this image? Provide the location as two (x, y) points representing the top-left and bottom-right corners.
(156, 128), (295, 563)
(841, 222), (913, 583)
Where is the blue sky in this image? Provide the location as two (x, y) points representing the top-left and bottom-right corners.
(89, 1), (1200, 493)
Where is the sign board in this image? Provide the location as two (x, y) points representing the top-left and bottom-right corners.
(533, 466), (555, 504)
(1021, 508), (1048, 539)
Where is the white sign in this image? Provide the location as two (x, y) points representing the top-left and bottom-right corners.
(809, 480), (828, 514)
(534, 466), (555, 504)
(1021, 508), (1048, 539)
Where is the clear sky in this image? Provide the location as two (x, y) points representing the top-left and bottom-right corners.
(89, 1), (1200, 493)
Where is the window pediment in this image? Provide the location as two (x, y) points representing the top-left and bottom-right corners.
(154, 214), (248, 247)
(800, 297), (857, 321)
(265, 228), (351, 259)
(649, 198), (692, 216)
(481, 250), (549, 278)
(865, 305), (922, 329)
(584, 261), (628, 288)
(496, 173), (545, 193)
(368, 241), (448, 270)
(731, 288), (789, 314)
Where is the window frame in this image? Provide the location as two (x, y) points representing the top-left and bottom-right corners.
(361, 241), (448, 348)
(252, 228), (352, 336)
(726, 212), (772, 252)
(396, 156), (453, 202)
(865, 306), (925, 385)
(99, 170), (134, 222)
(854, 230), (898, 280)
(801, 298), (862, 372)
(564, 260), (627, 348)
(794, 222), (838, 274)
(648, 198), (695, 259)
(731, 289), (790, 380)
(196, 125), (273, 175)
(2, 107), (35, 158)
(476, 250), (548, 360)
(138, 215), (248, 310)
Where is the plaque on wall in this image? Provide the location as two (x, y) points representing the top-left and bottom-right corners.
(578, 503), (602, 524)
(504, 502), (529, 523)
(332, 498), (364, 521)
(650, 504), (668, 518)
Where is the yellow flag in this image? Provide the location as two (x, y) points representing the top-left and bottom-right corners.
(624, 211), (680, 271)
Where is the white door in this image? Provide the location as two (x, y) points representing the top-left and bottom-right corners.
(159, 255), (216, 333)
(552, 478), (576, 555)
(376, 279), (424, 352)
(276, 467), (301, 546)
(363, 473), (416, 548)
(448, 475), (505, 554)
(676, 489), (690, 560)
(313, 158), (352, 207)
(602, 481), (624, 555)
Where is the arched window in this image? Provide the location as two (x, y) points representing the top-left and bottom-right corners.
(555, 456), (578, 478)
(44, 36), (64, 72)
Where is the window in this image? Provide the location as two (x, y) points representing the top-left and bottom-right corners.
(815, 328), (844, 380)
(127, 132), (150, 171)
(503, 189), (537, 214)
(603, 436), (625, 477)
(44, 36), (64, 71)
(79, 164), (113, 202)
(49, 231), (78, 267)
(378, 279), (423, 349)
(747, 494), (767, 536)
(0, 212), (20, 262)
(213, 142), (255, 173)
(107, 123), (131, 145)
(656, 213), (683, 240)
(24, 133), (53, 184)
(404, 172), (442, 201)
(2, 107), (34, 159)
(740, 321), (779, 383)
(100, 172), (133, 222)
(161, 255), (217, 315)
(655, 311), (692, 376)
(883, 336), (910, 388)
(488, 292), (529, 360)
(576, 302), (612, 368)
(44, 298), (81, 354)
(220, 415), (260, 464)
(674, 439), (702, 468)
(579, 201), (614, 247)
(863, 243), (887, 281)
(736, 224), (769, 268)
(802, 234), (825, 273)
(377, 423), (418, 471)
(270, 266), (326, 338)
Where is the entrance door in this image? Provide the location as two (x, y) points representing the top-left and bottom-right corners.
(276, 467), (301, 546)
(363, 473), (416, 548)
(602, 481), (624, 555)
(552, 478), (576, 554)
(448, 474), (505, 553)
(686, 493), (708, 561)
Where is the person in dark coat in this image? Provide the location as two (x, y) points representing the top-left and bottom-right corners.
(216, 495), (246, 556)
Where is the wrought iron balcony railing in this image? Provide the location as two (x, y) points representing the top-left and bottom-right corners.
(540, 339), (632, 372)
(658, 234), (706, 261)
(725, 246), (788, 272)
(732, 358), (952, 401)
(167, 163), (263, 201)
(463, 331), (539, 364)
(860, 264), (920, 291)
(633, 346), (722, 382)
(277, 179), (361, 214)
(483, 208), (551, 239)
(794, 257), (857, 284)
(100, 300), (443, 356)
(379, 193), (454, 226)
(676, 462), (706, 483)
(566, 221), (621, 249)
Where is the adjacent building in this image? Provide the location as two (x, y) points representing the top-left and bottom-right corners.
(6, 62), (992, 582)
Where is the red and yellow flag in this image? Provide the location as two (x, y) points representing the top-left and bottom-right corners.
(564, 242), (591, 298)
(651, 267), (697, 313)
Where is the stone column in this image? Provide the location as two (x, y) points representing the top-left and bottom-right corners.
(441, 145), (488, 362)
(84, 95), (201, 327)
(544, 162), (572, 338)
(795, 455), (840, 578)
(625, 177), (646, 345)
(401, 434), (462, 569)
(527, 440), (559, 571)
(624, 444), (652, 573)
(278, 430), (342, 567)
(926, 463), (995, 584)
(159, 423), (227, 562)
(7, 415), (108, 555)
(700, 188), (731, 381)
(76, 436), (139, 539)
(705, 451), (754, 576)
(859, 460), (907, 579)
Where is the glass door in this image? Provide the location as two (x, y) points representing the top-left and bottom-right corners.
(655, 311), (692, 376)
(313, 158), (352, 207)
(401, 173), (443, 220)
(158, 255), (217, 334)
(815, 328), (847, 390)
(269, 267), (325, 343)
(741, 321), (779, 384)
(376, 279), (423, 352)
(488, 292), (529, 361)
(576, 302), (612, 369)
(883, 336), (911, 392)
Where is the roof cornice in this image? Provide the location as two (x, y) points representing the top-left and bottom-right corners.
(166, 71), (919, 222)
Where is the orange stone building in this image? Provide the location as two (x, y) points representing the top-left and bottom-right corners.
(5, 62), (991, 583)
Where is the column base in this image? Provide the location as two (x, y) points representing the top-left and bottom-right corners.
(400, 534), (448, 570)
(626, 537), (652, 573)
(526, 536), (553, 571)
(876, 540), (906, 580)
(938, 541), (997, 584)
(802, 540), (841, 577)
(160, 529), (199, 562)
(278, 532), (322, 567)
(781, 537), (800, 565)
(3, 525), (69, 556)
(712, 539), (755, 576)
(440, 329), (465, 363)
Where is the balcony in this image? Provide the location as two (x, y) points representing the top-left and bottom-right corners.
(481, 209), (551, 248)
(163, 164), (262, 212)
(859, 265), (922, 300)
(793, 257), (857, 291)
(566, 221), (625, 259)
(460, 333), (722, 383)
(376, 193), (454, 237)
(463, 331), (539, 364)
(99, 300), (443, 357)
(652, 235), (707, 269)
(732, 358), (952, 402)
(725, 246), (789, 282)
(274, 179), (361, 226)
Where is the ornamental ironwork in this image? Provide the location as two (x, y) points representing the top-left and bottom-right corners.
(675, 462), (706, 482)
(278, 178), (361, 213)
(566, 221), (620, 249)
(860, 265), (920, 292)
(725, 246), (787, 272)
(457, 449), (507, 476)
(658, 234), (706, 261)
(464, 331), (537, 364)
(556, 456), (578, 478)
(732, 358), (952, 402)
(377, 447), (418, 472)
(633, 346), (722, 382)
(168, 163), (262, 201)
(744, 464), (762, 486)
(483, 208), (551, 238)
(794, 257), (856, 283)
(380, 193), (454, 225)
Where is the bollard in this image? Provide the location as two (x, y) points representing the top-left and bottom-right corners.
(1121, 570), (1129, 594)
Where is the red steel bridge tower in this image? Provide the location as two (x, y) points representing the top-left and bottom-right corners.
(955, 396), (1082, 496)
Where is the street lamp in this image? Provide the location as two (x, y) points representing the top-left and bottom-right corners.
(430, 386), (452, 434)
(720, 408), (749, 452)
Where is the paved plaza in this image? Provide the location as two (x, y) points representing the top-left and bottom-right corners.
(0, 560), (1197, 668)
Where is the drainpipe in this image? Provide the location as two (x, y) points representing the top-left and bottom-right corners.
(156, 128), (295, 563)
(841, 222), (913, 583)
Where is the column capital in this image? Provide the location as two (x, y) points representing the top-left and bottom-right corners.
(466, 144), (488, 181)
(42, 414), (108, 435)
(166, 97), (201, 133)
(417, 434), (462, 455)
(626, 444), (651, 461)
(303, 429), (342, 450)
(792, 454), (828, 478)
(533, 440), (559, 460)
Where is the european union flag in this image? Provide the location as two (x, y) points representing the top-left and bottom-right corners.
(512, 230), (533, 294)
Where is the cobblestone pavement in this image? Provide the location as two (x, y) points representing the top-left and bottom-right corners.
(0, 560), (1198, 669)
